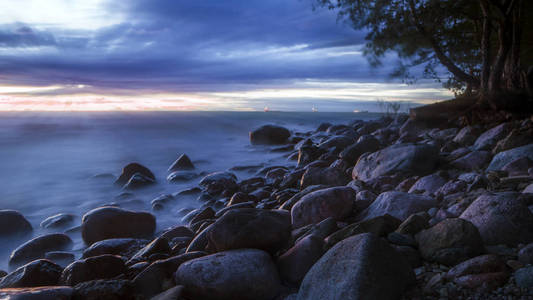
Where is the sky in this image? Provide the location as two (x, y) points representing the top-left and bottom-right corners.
(0, 0), (452, 111)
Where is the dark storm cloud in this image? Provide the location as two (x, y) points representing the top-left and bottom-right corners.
(0, 0), (387, 93)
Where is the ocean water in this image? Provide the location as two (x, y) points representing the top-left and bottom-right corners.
(0, 111), (380, 270)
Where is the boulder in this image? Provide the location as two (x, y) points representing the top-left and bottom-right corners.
(473, 123), (513, 151)
(445, 254), (508, 291)
(416, 218), (484, 266)
(353, 143), (439, 182)
(60, 254), (126, 286)
(460, 192), (533, 246)
(408, 173), (447, 196)
(176, 249), (281, 300)
(150, 286), (184, 300)
(40, 213), (76, 229)
(199, 172), (238, 194)
(206, 208), (291, 253)
(81, 207), (155, 245)
(492, 127), (533, 154)
(0, 210), (32, 237)
(325, 214), (401, 248)
(9, 233), (73, 267)
(487, 143), (533, 171)
(453, 126), (481, 146)
(502, 157), (533, 176)
(166, 171), (198, 182)
(277, 235), (325, 285)
(300, 167), (350, 189)
(115, 162), (155, 186)
(122, 173), (155, 190)
(515, 266), (533, 289)
(358, 191), (437, 221)
(291, 186), (355, 228)
(72, 279), (135, 300)
(168, 154), (195, 172)
(82, 238), (148, 258)
(250, 125), (290, 145)
(339, 135), (381, 165)
(0, 286), (72, 299)
(0, 259), (62, 288)
(519, 243), (533, 265)
(297, 233), (414, 300)
(449, 151), (492, 170)
(132, 252), (204, 298)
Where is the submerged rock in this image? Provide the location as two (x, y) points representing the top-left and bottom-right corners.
(250, 125), (290, 145)
(168, 154), (195, 172)
(115, 162), (155, 186)
(9, 233), (73, 267)
(81, 207), (156, 245)
(40, 213), (76, 229)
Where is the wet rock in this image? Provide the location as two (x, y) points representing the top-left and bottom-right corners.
(9, 233), (73, 267)
(339, 135), (381, 165)
(353, 143), (439, 182)
(206, 208), (291, 253)
(166, 171), (198, 182)
(130, 237), (171, 262)
(279, 185), (328, 211)
(40, 213), (76, 229)
(227, 192), (252, 206)
(515, 266), (533, 289)
(316, 122), (331, 132)
(300, 167), (349, 189)
(317, 135), (354, 151)
(72, 279), (135, 300)
(83, 238), (148, 258)
(199, 171), (238, 195)
(325, 214), (401, 248)
(45, 251), (75, 267)
(487, 143), (533, 171)
(408, 173), (447, 196)
(176, 249), (281, 300)
(297, 233), (414, 300)
(132, 252), (205, 298)
(168, 154), (194, 172)
(473, 122), (513, 151)
(0, 259), (62, 288)
(250, 125), (291, 145)
(416, 218), (484, 266)
(188, 207), (215, 227)
(60, 254), (126, 286)
(81, 207), (156, 245)
(291, 186), (355, 228)
(358, 191), (436, 221)
(0, 210), (32, 237)
(185, 225), (210, 253)
(0, 286), (72, 299)
(450, 150), (492, 170)
(159, 226), (194, 241)
(277, 234), (325, 285)
(115, 162), (155, 186)
(460, 192), (533, 246)
(297, 145), (320, 168)
(122, 173), (155, 189)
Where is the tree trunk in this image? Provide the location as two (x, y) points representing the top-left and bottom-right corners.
(479, 0), (492, 94)
(503, 0), (523, 90)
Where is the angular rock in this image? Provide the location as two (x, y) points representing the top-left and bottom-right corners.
(115, 162), (155, 186)
(206, 208), (291, 253)
(0, 210), (32, 237)
(9, 233), (73, 267)
(250, 125), (290, 145)
(297, 233), (414, 300)
(358, 191), (436, 221)
(60, 255), (126, 286)
(168, 154), (194, 172)
(460, 192), (533, 246)
(0, 259), (62, 288)
(453, 126), (481, 146)
(291, 186), (356, 228)
(81, 207), (156, 245)
(353, 143), (439, 182)
(416, 218), (484, 266)
(176, 249), (281, 300)
(123, 173), (155, 189)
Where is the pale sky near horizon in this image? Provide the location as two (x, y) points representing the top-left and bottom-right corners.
(0, 0), (453, 111)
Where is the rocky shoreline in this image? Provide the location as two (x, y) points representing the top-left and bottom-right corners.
(1, 113), (533, 299)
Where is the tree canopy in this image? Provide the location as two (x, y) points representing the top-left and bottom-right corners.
(315, 0), (533, 102)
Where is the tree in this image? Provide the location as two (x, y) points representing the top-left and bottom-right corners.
(315, 0), (533, 108)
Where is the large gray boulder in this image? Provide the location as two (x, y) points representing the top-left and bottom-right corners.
(176, 249), (281, 300)
(352, 143), (439, 182)
(206, 208), (291, 253)
(291, 187), (356, 228)
(460, 192), (533, 246)
(296, 233), (414, 300)
(81, 207), (156, 245)
(358, 191), (437, 221)
(473, 122), (513, 151)
(486, 143), (533, 171)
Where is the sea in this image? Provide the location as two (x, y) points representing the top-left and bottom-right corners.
(0, 111), (381, 270)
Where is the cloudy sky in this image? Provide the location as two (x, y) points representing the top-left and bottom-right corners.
(0, 0), (452, 111)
